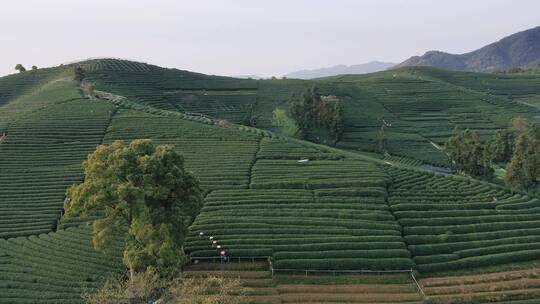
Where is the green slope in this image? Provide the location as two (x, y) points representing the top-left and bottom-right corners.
(100, 105), (414, 271)
(0, 227), (123, 304)
(0, 67), (75, 130)
(81, 59), (540, 166)
(2, 59), (540, 303)
(316, 67), (540, 165)
(0, 79), (115, 238)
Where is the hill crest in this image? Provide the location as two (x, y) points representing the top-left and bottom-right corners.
(397, 26), (540, 72)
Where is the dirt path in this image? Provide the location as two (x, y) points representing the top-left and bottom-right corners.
(421, 267), (540, 287)
(93, 90), (126, 102)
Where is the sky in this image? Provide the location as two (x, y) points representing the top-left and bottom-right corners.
(1, 0), (539, 77)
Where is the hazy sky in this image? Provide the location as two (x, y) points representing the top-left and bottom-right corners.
(1, 0), (539, 77)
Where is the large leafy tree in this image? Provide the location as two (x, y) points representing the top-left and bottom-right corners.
(14, 64), (26, 73)
(487, 129), (513, 163)
(445, 128), (493, 178)
(288, 86), (344, 141)
(506, 131), (540, 190)
(320, 98), (345, 142)
(486, 117), (532, 165)
(65, 139), (203, 277)
(510, 117), (530, 138)
(289, 87), (316, 139)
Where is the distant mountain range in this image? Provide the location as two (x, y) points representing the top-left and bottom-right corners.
(232, 74), (264, 79)
(397, 26), (540, 72)
(284, 61), (396, 79)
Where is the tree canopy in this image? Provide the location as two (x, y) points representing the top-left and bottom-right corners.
(14, 64), (26, 73)
(445, 128), (493, 178)
(65, 139), (203, 277)
(505, 125), (540, 191)
(288, 86), (344, 142)
(74, 66), (86, 82)
(447, 117), (540, 191)
(486, 129), (513, 163)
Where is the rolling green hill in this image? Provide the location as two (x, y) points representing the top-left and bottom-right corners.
(81, 59), (540, 166)
(2, 59), (540, 303)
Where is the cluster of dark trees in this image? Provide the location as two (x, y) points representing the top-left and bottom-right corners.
(446, 128), (493, 178)
(446, 117), (540, 191)
(74, 66), (86, 82)
(288, 86), (344, 142)
(14, 64), (37, 72)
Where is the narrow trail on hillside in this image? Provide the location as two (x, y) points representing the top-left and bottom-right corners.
(98, 106), (120, 145)
(247, 136), (263, 189)
(429, 140), (443, 151)
(92, 90), (127, 102)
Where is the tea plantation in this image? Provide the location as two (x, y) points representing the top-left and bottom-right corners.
(0, 80), (115, 238)
(0, 227), (123, 304)
(102, 109), (261, 190)
(1, 58), (540, 303)
(387, 166), (540, 273)
(80, 59), (540, 167)
(321, 69), (540, 166)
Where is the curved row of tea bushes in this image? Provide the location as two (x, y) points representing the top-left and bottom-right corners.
(386, 166), (540, 273)
(0, 100), (115, 238)
(0, 227), (123, 304)
(335, 68), (539, 165)
(84, 58), (260, 117)
(102, 109), (260, 190)
(184, 136), (414, 270)
(257, 137), (343, 160)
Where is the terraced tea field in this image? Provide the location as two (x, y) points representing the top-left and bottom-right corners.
(322, 69), (540, 166)
(81, 58), (268, 121)
(0, 66), (71, 109)
(185, 135), (416, 271)
(0, 70), (76, 132)
(386, 166), (540, 274)
(0, 227), (123, 304)
(82, 59), (540, 166)
(411, 67), (540, 96)
(2, 58), (540, 303)
(102, 109), (261, 190)
(97, 104), (414, 272)
(0, 97), (115, 238)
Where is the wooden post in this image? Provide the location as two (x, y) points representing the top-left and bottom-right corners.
(410, 269), (425, 297)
